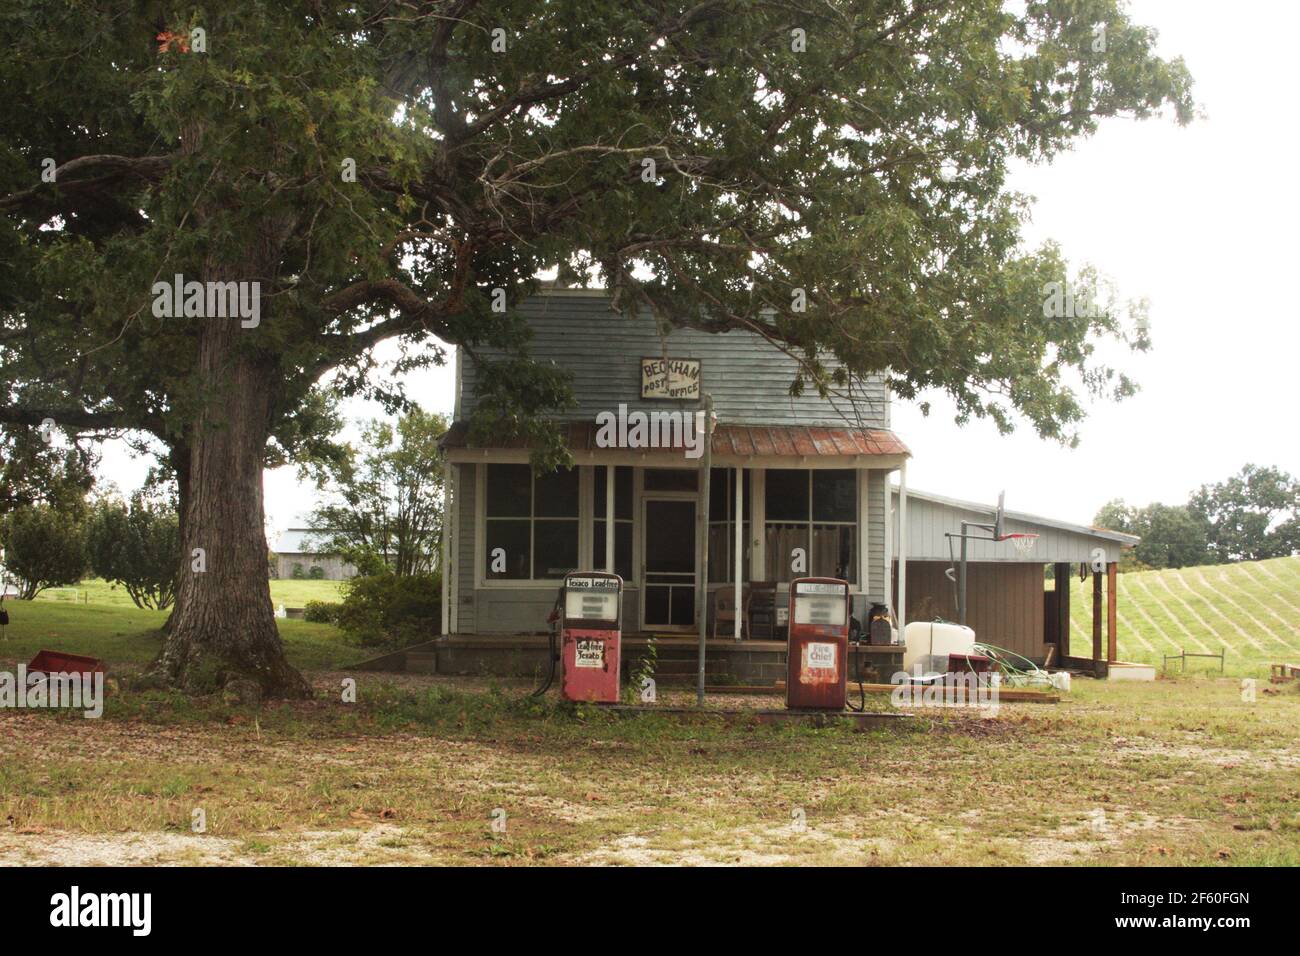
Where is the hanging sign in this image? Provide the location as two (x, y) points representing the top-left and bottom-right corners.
(641, 357), (701, 400)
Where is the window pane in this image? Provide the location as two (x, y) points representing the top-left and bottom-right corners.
(534, 467), (579, 517)
(594, 466), (633, 520)
(594, 520), (633, 580)
(533, 520), (579, 577)
(486, 464), (531, 518)
(764, 522), (808, 581)
(707, 521), (748, 583)
(813, 469), (856, 522)
(812, 525), (856, 583)
(644, 468), (697, 492)
(485, 520), (530, 579)
(765, 469), (807, 521)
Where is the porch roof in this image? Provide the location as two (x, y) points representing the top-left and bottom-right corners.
(438, 420), (910, 467)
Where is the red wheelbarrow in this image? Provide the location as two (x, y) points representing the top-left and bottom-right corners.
(27, 650), (106, 677)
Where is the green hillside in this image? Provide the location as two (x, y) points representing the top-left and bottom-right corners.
(1067, 555), (1300, 676)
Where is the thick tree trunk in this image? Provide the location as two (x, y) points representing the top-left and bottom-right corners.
(149, 318), (310, 699)
(161, 441), (190, 633)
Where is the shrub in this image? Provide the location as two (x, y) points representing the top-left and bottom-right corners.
(336, 571), (441, 647)
(0, 504), (88, 599)
(85, 495), (180, 610)
(308, 565), (325, 580)
(302, 600), (341, 624)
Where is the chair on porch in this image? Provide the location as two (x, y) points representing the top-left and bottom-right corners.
(712, 586), (752, 639)
(746, 581), (778, 640)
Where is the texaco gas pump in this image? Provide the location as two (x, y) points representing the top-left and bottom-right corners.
(786, 577), (851, 710)
(560, 571), (623, 703)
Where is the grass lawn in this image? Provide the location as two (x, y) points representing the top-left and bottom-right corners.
(0, 598), (362, 672)
(1065, 555), (1300, 677)
(2, 587), (1297, 866)
(1, 599), (1297, 865)
(31, 577), (346, 608)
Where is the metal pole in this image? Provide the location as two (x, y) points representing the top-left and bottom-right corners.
(697, 393), (713, 707)
(733, 465), (743, 641)
(897, 461), (908, 640)
(604, 464), (615, 573)
(959, 530), (968, 626)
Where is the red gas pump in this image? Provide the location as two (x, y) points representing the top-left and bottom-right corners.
(786, 577), (851, 710)
(560, 571), (623, 703)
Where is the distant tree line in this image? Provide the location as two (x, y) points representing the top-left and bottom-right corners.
(1095, 464), (1299, 570)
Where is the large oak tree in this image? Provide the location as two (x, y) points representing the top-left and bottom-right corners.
(0, 1), (1193, 696)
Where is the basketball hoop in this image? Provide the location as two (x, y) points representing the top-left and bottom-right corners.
(1001, 532), (1039, 558)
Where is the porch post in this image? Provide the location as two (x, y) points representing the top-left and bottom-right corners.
(697, 394), (713, 706)
(734, 465), (743, 641)
(441, 460), (452, 635)
(604, 464), (615, 574)
(897, 462), (908, 640)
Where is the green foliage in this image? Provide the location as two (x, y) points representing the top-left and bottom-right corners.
(1094, 498), (1208, 570)
(85, 495), (180, 610)
(309, 408), (448, 576)
(0, 504), (88, 599)
(0, 0), (1195, 460)
(1098, 464), (1300, 569)
(336, 570), (442, 647)
(625, 637), (658, 705)
(302, 600), (341, 625)
(1189, 465), (1300, 563)
(308, 566), (325, 580)
(0, 428), (95, 515)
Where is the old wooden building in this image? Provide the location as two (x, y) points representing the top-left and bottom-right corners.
(361, 287), (1137, 682)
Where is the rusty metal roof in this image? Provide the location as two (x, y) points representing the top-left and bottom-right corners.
(439, 421), (909, 459)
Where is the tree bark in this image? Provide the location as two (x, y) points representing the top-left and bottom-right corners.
(149, 314), (310, 699)
(160, 441), (190, 635)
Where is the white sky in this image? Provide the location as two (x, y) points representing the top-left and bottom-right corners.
(98, 0), (1299, 535)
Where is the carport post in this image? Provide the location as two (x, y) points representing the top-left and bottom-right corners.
(1092, 567), (1104, 675)
(1107, 561), (1118, 662)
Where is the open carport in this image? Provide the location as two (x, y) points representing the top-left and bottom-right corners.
(889, 487), (1140, 673)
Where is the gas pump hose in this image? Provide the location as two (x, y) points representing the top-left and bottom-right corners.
(529, 586), (565, 698)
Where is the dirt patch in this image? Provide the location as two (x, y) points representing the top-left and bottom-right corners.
(0, 830), (252, 866)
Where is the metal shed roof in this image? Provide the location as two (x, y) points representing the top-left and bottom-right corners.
(891, 486), (1139, 565)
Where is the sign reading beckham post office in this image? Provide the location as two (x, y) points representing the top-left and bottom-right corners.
(641, 357), (701, 400)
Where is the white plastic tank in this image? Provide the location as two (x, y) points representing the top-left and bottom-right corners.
(903, 621), (976, 673)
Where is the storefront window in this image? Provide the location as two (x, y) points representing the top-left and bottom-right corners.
(484, 464), (579, 580)
(764, 469), (857, 582)
(593, 466), (634, 580)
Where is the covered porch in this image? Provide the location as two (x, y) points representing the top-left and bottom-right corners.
(437, 421), (910, 648)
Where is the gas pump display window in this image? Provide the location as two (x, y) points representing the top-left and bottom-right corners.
(564, 588), (618, 622)
(792, 581), (848, 627)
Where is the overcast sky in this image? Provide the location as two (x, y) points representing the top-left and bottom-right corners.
(97, 0), (1299, 536)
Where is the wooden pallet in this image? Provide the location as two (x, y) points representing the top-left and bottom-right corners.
(1269, 662), (1300, 684)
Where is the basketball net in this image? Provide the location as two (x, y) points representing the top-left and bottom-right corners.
(1002, 533), (1039, 558)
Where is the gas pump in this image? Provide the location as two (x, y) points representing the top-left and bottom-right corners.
(786, 577), (851, 710)
(559, 571), (623, 703)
